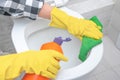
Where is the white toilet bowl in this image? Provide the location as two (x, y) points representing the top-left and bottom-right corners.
(12, 7), (103, 80)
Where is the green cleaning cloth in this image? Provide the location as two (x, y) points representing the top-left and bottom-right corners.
(79, 16), (103, 62)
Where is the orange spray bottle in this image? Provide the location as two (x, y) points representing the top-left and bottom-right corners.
(22, 37), (71, 80)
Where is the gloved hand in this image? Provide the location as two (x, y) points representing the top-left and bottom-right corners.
(49, 7), (103, 39)
(79, 16), (103, 61)
(0, 50), (68, 80)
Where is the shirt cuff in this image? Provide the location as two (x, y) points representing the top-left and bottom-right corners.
(24, 0), (44, 20)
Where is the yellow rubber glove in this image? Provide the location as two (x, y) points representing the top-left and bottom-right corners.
(0, 50), (68, 80)
(49, 7), (103, 39)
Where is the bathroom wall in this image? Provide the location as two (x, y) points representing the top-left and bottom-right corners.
(116, 34), (120, 49)
(106, 0), (120, 50)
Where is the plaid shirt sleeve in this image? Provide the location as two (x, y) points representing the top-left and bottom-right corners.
(0, 0), (44, 20)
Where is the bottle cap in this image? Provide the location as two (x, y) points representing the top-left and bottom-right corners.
(54, 37), (71, 45)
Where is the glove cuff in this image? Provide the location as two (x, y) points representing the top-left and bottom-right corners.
(49, 7), (69, 29)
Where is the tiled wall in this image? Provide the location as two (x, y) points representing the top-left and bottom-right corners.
(116, 33), (120, 49)
(107, 0), (120, 49)
(67, 0), (86, 5)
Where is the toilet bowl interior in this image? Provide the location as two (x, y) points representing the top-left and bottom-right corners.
(25, 19), (83, 69)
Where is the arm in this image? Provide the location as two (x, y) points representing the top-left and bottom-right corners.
(0, 50), (68, 80)
(0, 0), (44, 20)
(38, 3), (53, 19)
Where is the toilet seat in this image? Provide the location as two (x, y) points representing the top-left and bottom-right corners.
(12, 7), (103, 80)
